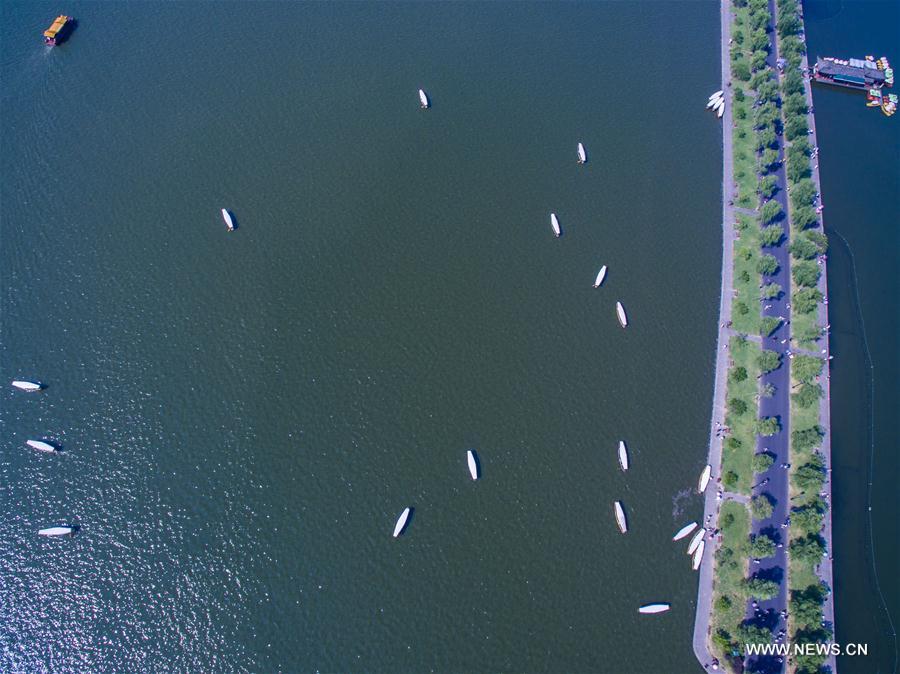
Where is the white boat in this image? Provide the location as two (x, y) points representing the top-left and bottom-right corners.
(698, 465), (712, 493)
(717, 105), (725, 119)
(11, 380), (42, 391)
(418, 89), (430, 109)
(550, 213), (561, 237)
(687, 529), (705, 555)
(593, 265), (607, 288)
(222, 208), (235, 231)
(26, 440), (57, 453)
(616, 301), (628, 328)
(672, 522), (698, 541)
(692, 540), (706, 570)
(618, 440), (629, 471)
(577, 142), (587, 164)
(614, 501), (627, 533)
(713, 98), (725, 113)
(467, 449), (479, 480)
(639, 603), (670, 614)
(708, 90), (724, 101)
(393, 507), (411, 537)
(706, 97), (721, 109)
(38, 526), (73, 537)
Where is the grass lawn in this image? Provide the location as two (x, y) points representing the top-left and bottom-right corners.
(731, 100), (759, 210)
(731, 213), (762, 335)
(710, 500), (751, 666)
(721, 335), (762, 495)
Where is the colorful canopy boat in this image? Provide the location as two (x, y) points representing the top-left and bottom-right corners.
(43, 15), (73, 46)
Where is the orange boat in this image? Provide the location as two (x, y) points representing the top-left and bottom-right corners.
(43, 15), (73, 46)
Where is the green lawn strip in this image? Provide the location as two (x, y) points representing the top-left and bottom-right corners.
(721, 335), (762, 495)
(731, 213), (762, 334)
(732, 100), (759, 210)
(710, 500), (751, 665)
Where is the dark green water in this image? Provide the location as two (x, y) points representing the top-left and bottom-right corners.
(2, 2), (725, 672)
(804, 2), (900, 672)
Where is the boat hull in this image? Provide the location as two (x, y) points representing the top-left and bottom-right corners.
(26, 440), (57, 453)
(593, 265), (607, 288)
(687, 529), (705, 555)
(639, 603), (670, 614)
(222, 209), (235, 231)
(672, 522), (698, 541)
(419, 89), (429, 108)
(692, 540), (705, 570)
(577, 143), (587, 164)
(393, 507), (411, 537)
(38, 527), (73, 537)
(698, 465), (712, 493)
(550, 213), (561, 237)
(12, 380), (42, 391)
(467, 450), (479, 480)
(616, 302), (628, 327)
(617, 441), (629, 471)
(614, 501), (627, 533)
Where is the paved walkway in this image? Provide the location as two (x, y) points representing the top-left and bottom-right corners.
(692, 1), (738, 670)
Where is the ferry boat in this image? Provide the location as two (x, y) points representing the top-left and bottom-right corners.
(616, 301), (628, 328)
(593, 265), (607, 288)
(26, 440), (58, 453)
(550, 213), (561, 237)
(467, 450), (479, 480)
(43, 15), (73, 46)
(393, 507), (411, 537)
(639, 603), (670, 614)
(419, 89), (430, 109)
(11, 380), (42, 391)
(614, 501), (627, 533)
(617, 441), (629, 471)
(814, 56), (891, 91)
(39, 526), (73, 537)
(577, 142), (587, 164)
(672, 522), (698, 541)
(222, 209), (235, 231)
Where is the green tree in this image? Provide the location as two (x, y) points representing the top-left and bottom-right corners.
(761, 382), (776, 398)
(758, 350), (782, 372)
(792, 261), (820, 287)
(795, 322), (824, 344)
(751, 493), (775, 520)
(761, 225), (784, 246)
(790, 179), (816, 208)
(760, 149), (780, 172)
(787, 156), (811, 183)
(753, 102), (778, 129)
(755, 417), (780, 436)
(793, 383), (824, 408)
(780, 35), (805, 62)
(756, 80), (779, 104)
(760, 200), (783, 224)
(806, 230), (828, 252)
(760, 316), (781, 337)
(790, 583), (827, 628)
(777, 11), (801, 38)
(750, 533), (777, 558)
(722, 511), (736, 528)
(783, 92), (808, 116)
(792, 205), (818, 230)
(712, 627), (734, 653)
(743, 576), (779, 600)
(783, 70), (805, 96)
(733, 60), (752, 81)
(715, 595), (733, 612)
(794, 428), (826, 454)
(750, 28), (770, 53)
(735, 87), (746, 102)
(792, 500), (827, 535)
(757, 128), (778, 151)
(756, 254), (779, 275)
(750, 70), (772, 91)
(785, 115), (809, 141)
(752, 452), (775, 473)
(790, 236), (819, 260)
(729, 397), (749, 415)
(791, 533), (827, 564)
(760, 282), (782, 299)
(759, 174), (778, 198)
(794, 287), (824, 313)
(793, 355), (824, 383)
(788, 137), (812, 160)
(729, 366), (748, 383)
(738, 623), (773, 651)
(723, 470), (739, 488)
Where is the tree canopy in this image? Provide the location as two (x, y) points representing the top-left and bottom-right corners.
(729, 366), (749, 383)
(791, 533), (827, 565)
(760, 200), (783, 224)
(752, 452), (775, 473)
(792, 382), (824, 408)
(758, 350), (782, 373)
(759, 316), (781, 337)
(743, 576), (780, 600)
(756, 253), (780, 275)
(761, 225), (784, 247)
(793, 355), (824, 383)
(794, 287), (824, 314)
(751, 493), (775, 520)
(760, 282), (782, 299)
(792, 261), (820, 287)
(750, 533), (777, 558)
(755, 417), (780, 436)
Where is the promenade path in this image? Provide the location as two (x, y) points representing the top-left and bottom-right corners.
(691, 1), (738, 669)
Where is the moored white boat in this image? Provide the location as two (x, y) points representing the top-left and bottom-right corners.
(38, 526), (73, 537)
(698, 465), (712, 493)
(577, 142), (587, 164)
(692, 540), (705, 570)
(672, 522), (698, 541)
(616, 301), (628, 328)
(12, 380), (42, 391)
(593, 265), (607, 288)
(550, 213), (561, 237)
(393, 507), (411, 537)
(222, 208), (235, 231)
(26, 440), (57, 453)
(618, 440), (629, 471)
(467, 449), (479, 480)
(614, 501), (627, 533)
(713, 98), (725, 113)
(639, 603), (670, 614)
(687, 529), (705, 555)
(708, 90), (724, 101)
(418, 89), (430, 109)
(717, 104), (725, 119)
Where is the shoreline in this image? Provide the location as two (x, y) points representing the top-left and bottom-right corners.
(691, 0), (736, 666)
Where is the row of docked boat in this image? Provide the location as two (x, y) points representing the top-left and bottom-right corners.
(9, 379), (73, 536)
(392, 449), (479, 538)
(707, 90), (725, 119)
